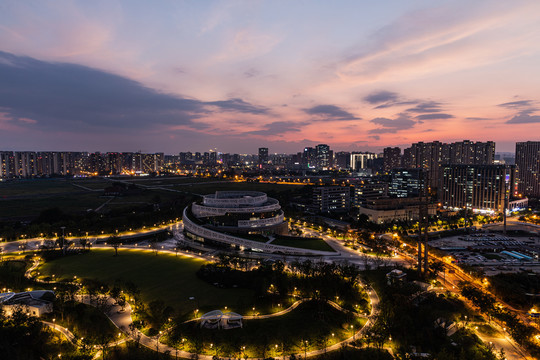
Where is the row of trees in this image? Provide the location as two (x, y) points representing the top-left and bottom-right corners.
(198, 256), (370, 312)
(461, 283), (540, 356)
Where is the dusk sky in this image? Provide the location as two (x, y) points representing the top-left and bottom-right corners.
(1, 0), (540, 154)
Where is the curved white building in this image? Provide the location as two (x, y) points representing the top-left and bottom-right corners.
(183, 191), (336, 256)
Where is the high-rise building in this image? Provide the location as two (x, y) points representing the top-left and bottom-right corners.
(383, 147), (401, 172)
(0, 151), (15, 178)
(449, 140), (495, 165)
(403, 140), (495, 190)
(515, 141), (540, 197)
(209, 151), (217, 166)
(334, 151), (350, 169)
(258, 147), (268, 166)
(315, 144), (331, 170)
(14, 152), (38, 177)
(106, 152), (122, 174)
(303, 147), (316, 168)
(441, 164), (515, 212)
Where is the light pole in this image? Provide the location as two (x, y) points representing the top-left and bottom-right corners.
(60, 227), (66, 255)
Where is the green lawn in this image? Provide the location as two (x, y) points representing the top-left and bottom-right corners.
(270, 237), (336, 252)
(171, 300), (366, 358)
(38, 249), (254, 314)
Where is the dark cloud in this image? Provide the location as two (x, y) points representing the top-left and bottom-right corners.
(303, 104), (360, 121)
(0, 51), (267, 133)
(370, 135), (381, 140)
(374, 100), (417, 109)
(466, 117), (490, 121)
(363, 90), (399, 104)
(244, 121), (309, 136)
(369, 114), (416, 134)
(406, 101), (443, 113)
(206, 98), (268, 114)
(506, 111), (540, 124)
(416, 113), (454, 120)
(364, 91), (448, 116)
(498, 98), (540, 124)
(498, 100), (534, 109)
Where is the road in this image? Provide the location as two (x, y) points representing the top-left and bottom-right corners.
(378, 233), (534, 360)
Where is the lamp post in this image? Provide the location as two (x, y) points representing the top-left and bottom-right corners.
(60, 227), (66, 255)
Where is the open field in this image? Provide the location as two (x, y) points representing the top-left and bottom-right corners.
(172, 181), (305, 195)
(38, 249), (254, 314)
(0, 177), (304, 220)
(270, 236), (336, 252)
(117, 177), (230, 187)
(0, 193), (108, 219)
(0, 178), (83, 196)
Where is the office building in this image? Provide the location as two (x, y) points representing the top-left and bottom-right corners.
(353, 182), (388, 208)
(315, 144), (331, 170)
(515, 141), (540, 197)
(311, 186), (351, 213)
(258, 147), (269, 166)
(389, 168), (425, 198)
(440, 164), (515, 213)
(358, 197), (436, 224)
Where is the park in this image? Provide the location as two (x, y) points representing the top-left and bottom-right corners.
(34, 247), (372, 358)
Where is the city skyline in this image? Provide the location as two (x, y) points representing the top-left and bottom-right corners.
(2, 1), (540, 153)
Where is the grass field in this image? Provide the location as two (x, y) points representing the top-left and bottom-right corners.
(173, 300), (366, 357)
(270, 237), (336, 252)
(0, 193), (109, 218)
(38, 249), (254, 314)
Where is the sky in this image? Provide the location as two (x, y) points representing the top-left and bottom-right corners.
(1, 0), (540, 154)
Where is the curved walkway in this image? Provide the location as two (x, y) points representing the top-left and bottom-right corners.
(18, 245), (380, 359)
(43, 320), (76, 344)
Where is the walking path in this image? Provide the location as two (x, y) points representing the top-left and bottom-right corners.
(43, 320), (76, 344)
(17, 244), (380, 359)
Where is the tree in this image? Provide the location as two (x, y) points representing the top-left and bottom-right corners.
(149, 235), (160, 256)
(108, 235), (121, 256)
